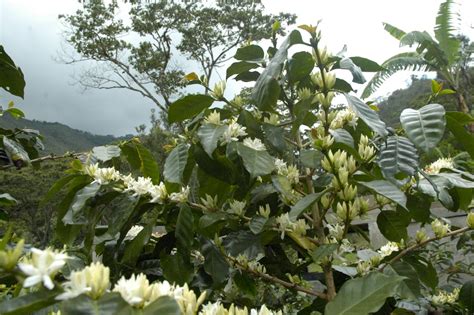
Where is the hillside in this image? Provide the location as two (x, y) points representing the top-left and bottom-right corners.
(0, 114), (129, 154)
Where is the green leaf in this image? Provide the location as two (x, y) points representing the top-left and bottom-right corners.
(0, 45), (26, 98)
(383, 22), (406, 40)
(300, 149), (322, 169)
(143, 296), (181, 315)
(63, 182), (101, 225)
(288, 51), (314, 83)
(385, 262), (421, 299)
(236, 143), (274, 178)
(252, 30), (301, 111)
(59, 293), (131, 315)
(122, 224), (153, 265)
(311, 244), (338, 263)
(201, 239), (229, 285)
(234, 45), (264, 61)
(136, 143), (160, 184)
(91, 145), (121, 162)
(359, 180), (407, 208)
(459, 280), (474, 313)
(345, 94), (388, 137)
(339, 58), (366, 84)
(333, 78), (354, 92)
(325, 272), (404, 315)
(168, 95), (214, 123)
(0, 288), (60, 315)
(175, 205), (194, 253)
(289, 192), (324, 221)
(406, 193), (431, 223)
(161, 253), (194, 285)
(377, 210), (410, 242)
(400, 104), (446, 153)
(0, 193), (17, 207)
(378, 136), (418, 185)
(164, 144), (189, 184)
(330, 129), (355, 148)
(40, 174), (78, 208)
(446, 112), (474, 158)
(262, 124), (286, 153)
(197, 124), (227, 157)
(5, 107), (24, 119)
(403, 256), (438, 290)
(226, 61), (259, 79)
(349, 56), (384, 72)
(434, 0), (460, 65)
(249, 216), (268, 234)
(223, 231), (264, 260)
(3, 136), (30, 164)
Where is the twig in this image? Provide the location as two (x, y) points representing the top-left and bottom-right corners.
(0, 152), (85, 170)
(380, 227), (471, 271)
(227, 255), (327, 300)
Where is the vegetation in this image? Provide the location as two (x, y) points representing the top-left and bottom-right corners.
(1, 1), (474, 315)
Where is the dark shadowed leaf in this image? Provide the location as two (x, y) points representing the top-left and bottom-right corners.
(168, 95), (214, 123)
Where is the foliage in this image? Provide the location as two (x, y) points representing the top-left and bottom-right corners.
(1, 23), (473, 314)
(362, 0), (474, 117)
(60, 0), (295, 113)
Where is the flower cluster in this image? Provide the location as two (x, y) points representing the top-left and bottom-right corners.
(220, 118), (248, 145)
(199, 302), (282, 315)
(274, 158), (300, 184)
(330, 108), (358, 130)
(85, 163), (121, 185)
(431, 288), (460, 305)
(18, 248), (69, 290)
(431, 218), (450, 238)
(424, 157), (454, 175)
(243, 138), (266, 151)
(57, 262), (110, 300)
(275, 213), (310, 239)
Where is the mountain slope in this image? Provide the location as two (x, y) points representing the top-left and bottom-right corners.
(0, 114), (127, 154)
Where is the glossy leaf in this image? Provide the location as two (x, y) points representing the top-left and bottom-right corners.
(197, 124), (227, 157)
(289, 192), (324, 221)
(143, 296), (181, 315)
(226, 61), (259, 79)
(459, 280), (474, 313)
(0, 45), (25, 98)
(445, 112), (474, 158)
(311, 244), (338, 263)
(59, 293), (131, 315)
(164, 144), (189, 184)
(0, 193), (17, 207)
(325, 272), (404, 315)
(339, 58), (366, 84)
(91, 145), (121, 162)
(161, 253), (194, 286)
(236, 143), (274, 178)
(168, 95), (214, 123)
(378, 136), (418, 184)
(350, 56), (384, 72)
(201, 239), (229, 285)
(400, 104), (446, 153)
(252, 30), (302, 111)
(63, 182), (101, 225)
(175, 205), (194, 253)
(234, 45), (264, 61)
(345, 94), (388, 137)
(122, 224), (153, 265)
(136, 143), (160, 184)
(359, 180), (407, 208)
(300, 149), (322, 168)
(0, 289), (60, 315)
(377, 210), (410, 242)
(288, 51), (314, 83)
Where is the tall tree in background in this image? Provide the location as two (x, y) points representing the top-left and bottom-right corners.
(362, 0), (473, 116)
(60, 0), (295, 114)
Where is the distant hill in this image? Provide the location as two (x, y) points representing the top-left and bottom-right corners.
(0, 114), (130, 154)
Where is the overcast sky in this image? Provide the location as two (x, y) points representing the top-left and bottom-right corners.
(1, 0), (473, 136)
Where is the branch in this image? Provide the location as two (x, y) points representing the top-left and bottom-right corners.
(1, 153), (85, 170)
(380, 226), (471, 271)
(227, 255), (327, 300)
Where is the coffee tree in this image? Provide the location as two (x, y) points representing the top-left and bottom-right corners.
(1, 25), (474, 315)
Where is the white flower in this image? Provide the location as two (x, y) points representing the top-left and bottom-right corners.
(291, 219), (309, 236)
(125, 225), (144, 241)
(274, 159), (300, 185)
(113, 273), (155, 308)
(258, 204), (271, 218)
(201, 194), (219, 211)
(171, 283), (206, 315)
(340, 239), (355, 253)
(124, 177), (154, 197)
(18, 248), (69, 290)
(327, 223), (344, 242)
(221, 119), (247, 144)
(424, 157), (454, 175)
(210, 81), (226, 99)
(228, 200), (246, 217)
(57, 262), (110, 300)
(263, 113), (280, 125)
(431, 218), (451, 238)
(169, 186), (190, 203)
(431, 288), (460, 305)
(84, 163), (99, 177)
(149, 182), (168, 203)
(274, 158), (287, 173)
(243, 138), (266, 151)
(330, 108), (358, 129)
(204, 110), (221, 125)
(378, 241), (399, 258)
(276, 213), (293, 239)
